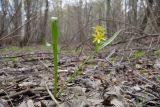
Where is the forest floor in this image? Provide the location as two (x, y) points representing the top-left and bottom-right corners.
(0, 45), (160, 107)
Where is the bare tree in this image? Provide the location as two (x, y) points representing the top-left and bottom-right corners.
(0, 0), (159, 48)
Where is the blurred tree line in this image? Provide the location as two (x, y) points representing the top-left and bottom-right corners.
(0, 0), (160, 49)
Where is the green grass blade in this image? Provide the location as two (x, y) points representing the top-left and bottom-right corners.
(98, 30), (122, 50)
(51, 17), (58, 97)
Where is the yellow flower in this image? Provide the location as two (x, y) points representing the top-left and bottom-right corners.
(92, 31), (106, 44)
(91, 26), (106, 44)
(95, 26), (105, 32)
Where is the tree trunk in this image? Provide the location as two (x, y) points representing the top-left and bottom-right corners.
(39, 0), (49, 44)
(105, 0), (111, 37)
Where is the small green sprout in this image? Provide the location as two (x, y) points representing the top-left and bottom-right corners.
(134, 51), (144, 60)
(154, 49), (160, 55)
(157, 75), (160, 80)
(51, 17), (58, 97)
(136, 96), (141, 107)
(108, 57), (115, 61)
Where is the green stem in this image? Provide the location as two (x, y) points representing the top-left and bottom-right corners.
(58, 51), (96, 96)
(51, 17), (58, 97)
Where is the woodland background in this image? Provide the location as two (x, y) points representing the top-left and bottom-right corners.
(1, 0), (160, 106)
(0, 0), (160, 49)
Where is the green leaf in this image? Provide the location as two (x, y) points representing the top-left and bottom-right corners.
(97, 30), (121, 51)
(51, 17), (58, 97)
(51, 17), (58, 44)
(154, 49), (160, 55)
(157, 75), (160, 80)
(95, 42), (104, 51)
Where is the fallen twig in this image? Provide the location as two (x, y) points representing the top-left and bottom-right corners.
(2, 90), (15, 107)
(2, 87), (30, 99)
(39, 60), (62, 107)
(134, 71), (160, 88)
(45, 82), (61, 107)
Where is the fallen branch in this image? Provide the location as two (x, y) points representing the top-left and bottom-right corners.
(112, 33), (159, 46)
(1, 87), (30, 99)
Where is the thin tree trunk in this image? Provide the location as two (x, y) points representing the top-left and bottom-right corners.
(105, 0), (111, 37)
(39, 0), (49, 44)
(20, 0), (25, 47)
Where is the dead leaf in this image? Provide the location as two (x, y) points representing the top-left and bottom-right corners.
(111, 98), (124, 107)
(18, 101), (27, 107)
(133, 84), (141, 91)
(27, 99), (35, 107)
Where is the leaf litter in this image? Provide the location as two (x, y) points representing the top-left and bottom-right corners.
(0, 47), (160, 107)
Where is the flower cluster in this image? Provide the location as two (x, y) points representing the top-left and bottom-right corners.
(91, 26), (106, 44)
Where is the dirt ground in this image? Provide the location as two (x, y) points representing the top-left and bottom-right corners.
(0, 46), (160, 107)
